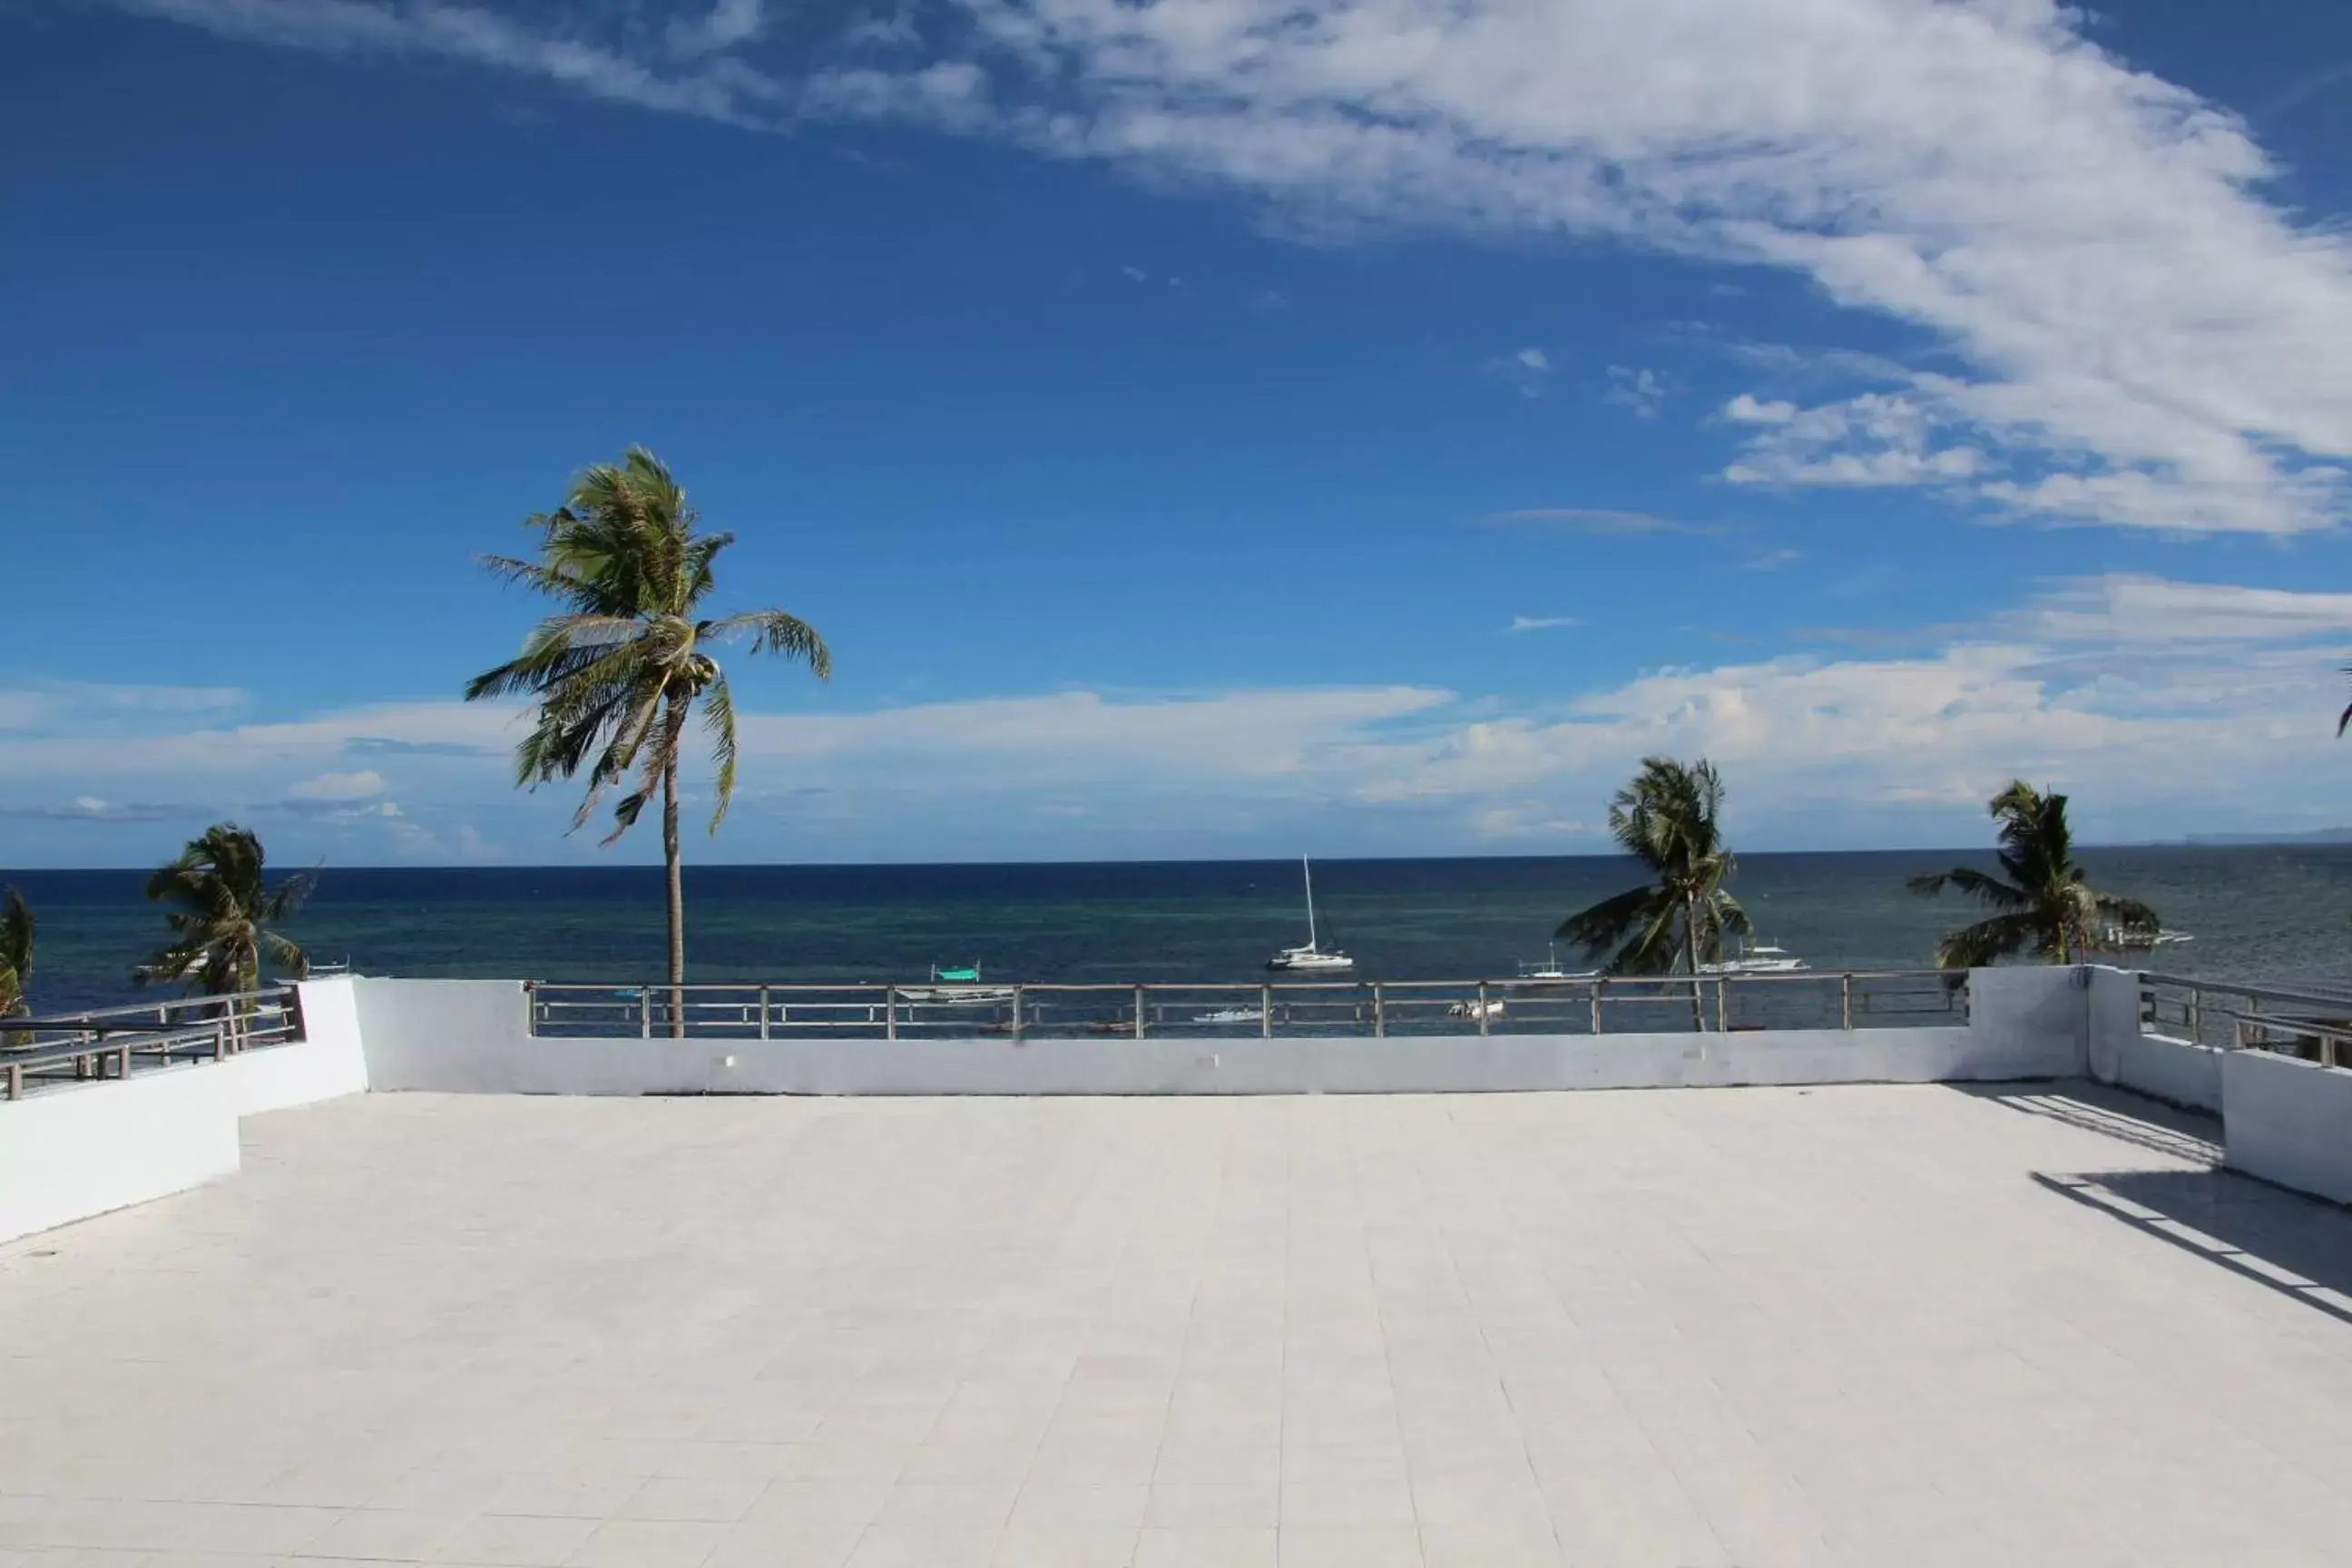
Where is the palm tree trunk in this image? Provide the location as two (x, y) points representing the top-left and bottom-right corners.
(662, 706), (686, 1040)
(1686, 892), (1706, 1032)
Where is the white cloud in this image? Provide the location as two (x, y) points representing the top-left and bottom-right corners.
(2009, 575), (2352, 645)
(668, 0), (764, 57)
(1504, 615), (1579, 634)
(1603, 365), (1670, 418)
(1723, 392), (1985, 488)
(1725, 394), (1797, 425)
(8, 583), (2352, 859)
(286, 769), (387, 800)
(1487, 346), (1552, 397)
(103, 2), (2352, 529)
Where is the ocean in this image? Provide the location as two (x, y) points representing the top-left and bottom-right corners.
(8, 847), (2352, 1015)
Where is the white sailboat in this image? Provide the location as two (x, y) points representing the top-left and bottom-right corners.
(1267, 857), (1353, 972)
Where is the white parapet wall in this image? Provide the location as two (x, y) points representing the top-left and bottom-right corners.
(0, 1065), (241, 1246)
(2222, 1047), (2352, 1205)
(0, 976), (371, 1246)
(2084, 965), (2223, 1113)
(351, 967), (2087, 1096)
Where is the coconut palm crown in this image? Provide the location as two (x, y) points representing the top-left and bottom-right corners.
(135, 824), (310, 995)
(1908, 780), (2157, 966)
(0, 887), (33, 1016)
(465, 447), (831, 1005)
(1557, 757), (1751, 975)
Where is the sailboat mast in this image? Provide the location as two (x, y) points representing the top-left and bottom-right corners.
(1302, 855), (1317, 946)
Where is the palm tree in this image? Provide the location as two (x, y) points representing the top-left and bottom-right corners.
(466, 447), (831, 1034)
(0, 887), (33, 1018)
(1908, 780), (2157, 966)
(135, 824), (311, 995)
(1557, 757), (1750, 1024)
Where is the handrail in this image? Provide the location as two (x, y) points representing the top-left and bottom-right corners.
(2, 1024), (234, 1102)
(525, 969), (1967, 1041)
(9, 986), (299, 1030)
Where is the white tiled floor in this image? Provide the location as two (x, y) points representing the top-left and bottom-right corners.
(5, 1084), (2352, 1566)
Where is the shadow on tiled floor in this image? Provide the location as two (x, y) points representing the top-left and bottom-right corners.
(1956, 1080), (2352, 1328)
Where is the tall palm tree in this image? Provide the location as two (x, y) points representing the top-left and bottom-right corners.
(135, 824), (311, 995)
(0, 887), (33, 1018)
(1557, 758), (1749, 1024)
(466, 447), (831, 1034)
(1908, 780), (2157, 966)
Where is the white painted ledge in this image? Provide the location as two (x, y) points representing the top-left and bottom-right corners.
(0, 977), (369, 1246)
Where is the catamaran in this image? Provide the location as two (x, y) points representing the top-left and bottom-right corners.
(1267, 857), (1353, 972)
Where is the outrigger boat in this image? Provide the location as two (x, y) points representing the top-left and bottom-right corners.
(897, 964), (1016, 1004)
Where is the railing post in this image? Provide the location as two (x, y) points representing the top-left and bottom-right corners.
(283, 985), (306, 1044)
(1715, 977), (1729, 1034)
(1839, 973), (1854, 1031)
(2189, 987), (2202, 1047)
(115, 1044), (132, 1079)
(640, 991), (652, 1039)
(1477, 980), (1491, 1036)
(1133, 985), (1146, 1040)
(212, 1022), (227, 1062)
(4, 1062), (17, 1101)
(884, 985), (897, 1041)
(1261, 984), (1273, 1038)
(1590, 979), (1603, 1035)
(759, 986), (771, 1041)
(1008, 986), (1024, 1043)
(1373, 981), (1386, 1038)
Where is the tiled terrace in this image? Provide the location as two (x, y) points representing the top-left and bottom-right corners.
(5, 1084), (2351, 1567)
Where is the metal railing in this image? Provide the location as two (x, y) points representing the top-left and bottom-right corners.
(2138, 972), (2352, 1067)
(0, 987), (305, 1102)
(527, 970), (1967, 1042)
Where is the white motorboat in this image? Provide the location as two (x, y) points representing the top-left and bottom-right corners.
(1193, 1006), (1269, 1025)
(1268, 857), (1353, 972)
(1698, 939), (1808, 975)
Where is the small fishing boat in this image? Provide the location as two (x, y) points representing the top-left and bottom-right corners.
(897, 964), (1016, 1004)
(1698, 938), (1808, 975)
(1268, 857), (1353, 972)
(1447, 997), (1506, 1022)
(2102, 923), (2194, 950)
(1509, 945), (1597, 990)
(1193, 1005), (1269, 1025)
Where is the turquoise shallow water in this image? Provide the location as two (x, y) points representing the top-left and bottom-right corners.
(7, 848), (2352, 1014)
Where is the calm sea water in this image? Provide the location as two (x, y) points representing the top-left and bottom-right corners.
(8, 848), (2352, 1014)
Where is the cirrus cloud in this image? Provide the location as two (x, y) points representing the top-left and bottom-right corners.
(89, 0), (2352, 534)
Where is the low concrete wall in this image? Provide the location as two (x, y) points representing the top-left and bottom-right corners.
(222, 977), (372, 1115)
(2223, 1048), (2352, 1205)
(352, 971), (2084, 1096)
(0, 978), (370, 1246)
(0, 1065), (242, 1246)
(2111, 1033), (2224, 1113)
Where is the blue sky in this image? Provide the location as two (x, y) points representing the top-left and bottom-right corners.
(6, 0), (2352, 866)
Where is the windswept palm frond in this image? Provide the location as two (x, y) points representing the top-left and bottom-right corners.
(134, 825), (309, 995)
(466, 447), (832, 1016)
(1559, 757), (1748, 988)
(1911, 781), (2157, 968)
(0, 886), (33, 1017)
